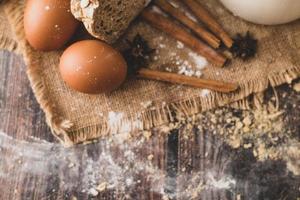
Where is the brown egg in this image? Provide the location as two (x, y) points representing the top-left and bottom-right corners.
(59, 40), (128, 94)
(24, 0), (79, 51)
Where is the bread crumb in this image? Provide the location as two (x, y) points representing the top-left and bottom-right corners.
(236, 122), (243, 130)
(96, 182), (107, 192)
(147, 154), (154, 161)
(162, 195), (170, 200)
(83, 140), (93, 145)
(293, 81), (300, 92)
(143, 131), (152, 140)
(253, 149), (258, 157)
(229, 136), (241, 149)
(243, 143), (252, 149)
(242, 116), (252, 126)
(68, 162), (75, 168)
(243, 126), (250, 133)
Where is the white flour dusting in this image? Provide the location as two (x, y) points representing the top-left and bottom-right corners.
(0, 129), (237, 198)
(153, 35), (208, 79)
(189, 52), (208, 70)
(107, 111), (143, 134)
(206, 172), (236, 189)
(200, 89), (211, 97)
(108, 111), (124, 127)
(0, 131), (165, 197)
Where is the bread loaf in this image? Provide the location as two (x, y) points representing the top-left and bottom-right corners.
(71, 0), (150, 44)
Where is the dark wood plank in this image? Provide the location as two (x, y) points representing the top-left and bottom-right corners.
(177, 85), (300, 200)
(0, 50), (168, 200)
(0, 50), (53, 141)
(0, 50), (299, 200)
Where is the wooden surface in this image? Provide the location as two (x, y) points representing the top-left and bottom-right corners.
(0, 50), (299, 200)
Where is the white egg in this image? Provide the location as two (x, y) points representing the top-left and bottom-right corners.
(220, 0), (300, 25)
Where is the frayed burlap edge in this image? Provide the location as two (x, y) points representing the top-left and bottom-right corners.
(0, 33), (18, 52)
(3, 1), (300, 146)
(66, 66), (299, 145)
(0, 7), (18, 52)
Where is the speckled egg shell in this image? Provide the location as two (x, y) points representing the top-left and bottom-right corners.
(24, 0), (79, 51)
(59, 40), (128, 94)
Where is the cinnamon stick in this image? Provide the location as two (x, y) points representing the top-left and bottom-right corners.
(137, 68), (238, 93)
(154, 0), (221, 49)
(141, 9), (226, 67)
(182, 0), (234, 48)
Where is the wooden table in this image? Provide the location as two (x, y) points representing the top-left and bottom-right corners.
(0, 50), (299, 200)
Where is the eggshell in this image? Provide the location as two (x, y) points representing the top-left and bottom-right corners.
(24, 0), (79, 51)
(59, 40), (128, 94)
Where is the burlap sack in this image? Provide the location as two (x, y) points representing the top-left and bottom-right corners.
(1, 0), (299, 146)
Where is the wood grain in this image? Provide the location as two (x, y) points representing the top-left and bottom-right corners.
(177, 86), (300, 200)
(0, 50), (299, 200)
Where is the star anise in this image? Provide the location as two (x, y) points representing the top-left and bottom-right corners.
(230, 31), (258, 61)
(122, 34), (155, 76)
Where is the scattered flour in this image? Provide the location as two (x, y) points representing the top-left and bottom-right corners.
(108, 111), (124, 127)
(207, 173), (236, 190)
(200, 89), (211, 97)
(177, 52), (207, 78)
(0, 128), (241, 198)
(189, 52), (208, 70)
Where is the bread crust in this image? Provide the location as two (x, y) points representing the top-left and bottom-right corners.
(71, 0), (150, 43)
